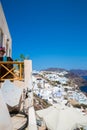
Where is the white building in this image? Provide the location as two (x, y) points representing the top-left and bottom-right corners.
(0, 3), (12, 57)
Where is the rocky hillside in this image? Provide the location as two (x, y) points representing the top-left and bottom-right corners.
(65, 72), (87, 88)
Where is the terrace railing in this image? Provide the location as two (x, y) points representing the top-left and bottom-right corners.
(0, 61), (24, 82)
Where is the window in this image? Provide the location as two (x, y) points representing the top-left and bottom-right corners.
(9, 48), (11, 57)
(6, 42), (8, 56)
(0, 29), (3, 47)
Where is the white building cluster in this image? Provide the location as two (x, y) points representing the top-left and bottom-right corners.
(32, 70), (87, 106)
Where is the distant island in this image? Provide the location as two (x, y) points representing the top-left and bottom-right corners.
(43, 68), (87, 76)
(70, 69), (87, 76)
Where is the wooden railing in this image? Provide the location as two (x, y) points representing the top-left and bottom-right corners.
(0, 61), (24, 81)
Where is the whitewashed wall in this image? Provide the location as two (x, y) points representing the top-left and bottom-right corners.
(0, 3), (12, 57)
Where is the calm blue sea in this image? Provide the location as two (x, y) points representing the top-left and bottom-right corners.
(82, 76), (87, 80)
(80, 76), (87, 93)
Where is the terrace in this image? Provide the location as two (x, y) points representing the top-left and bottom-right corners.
(0, 60), (41, 130)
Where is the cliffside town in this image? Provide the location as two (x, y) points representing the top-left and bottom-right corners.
(33, 69), (87, 89)
(31, 70), (87, 115)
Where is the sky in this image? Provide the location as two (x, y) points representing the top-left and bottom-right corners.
(1, 0), (87, 70)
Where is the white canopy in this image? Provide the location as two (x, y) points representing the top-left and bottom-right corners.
(36, 104), (87, 130)
(1, 80), (23, 107)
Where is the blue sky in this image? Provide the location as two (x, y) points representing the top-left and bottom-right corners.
(1, 0), (87, 70)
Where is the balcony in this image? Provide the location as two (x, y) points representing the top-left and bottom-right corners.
(0, 61), (24, 81)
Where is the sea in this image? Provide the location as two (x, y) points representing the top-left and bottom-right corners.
(80, 76), (87, 93)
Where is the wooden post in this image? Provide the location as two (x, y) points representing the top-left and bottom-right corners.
(19, 63), (22, 80)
